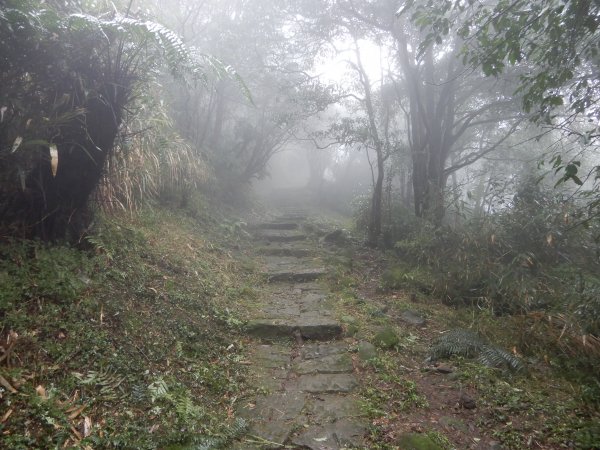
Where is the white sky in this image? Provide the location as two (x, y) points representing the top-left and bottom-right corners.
(313, 38), (391, 87)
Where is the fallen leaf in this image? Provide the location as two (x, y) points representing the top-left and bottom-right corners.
(1, 409), (13, 423)
(68, 405), (86, 420)
(35, 385), (48, 399)
(83, 416), (92, 437)
(70, 424), (82, 441)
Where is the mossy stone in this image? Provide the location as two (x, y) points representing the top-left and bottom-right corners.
(373, 327), (400, 349)
(358, 341), (377, 361)
(397, 433), (444, 450)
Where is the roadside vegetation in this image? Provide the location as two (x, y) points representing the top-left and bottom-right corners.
(0, 199), (259, 448)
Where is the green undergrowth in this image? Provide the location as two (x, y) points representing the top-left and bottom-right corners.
(0, 203), (260, 449)
(323, 236), (600, 449)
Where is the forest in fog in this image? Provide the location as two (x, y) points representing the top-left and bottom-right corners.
(1, 0), (600, 448)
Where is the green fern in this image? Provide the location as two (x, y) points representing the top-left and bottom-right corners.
(74, 369), (125, 400)
(478, 346), (524, 372)
(428, 329), (524, 372)
(187, 418), (248, 449)
(428, 329), (486, 359)
(148, 377), (169, 403)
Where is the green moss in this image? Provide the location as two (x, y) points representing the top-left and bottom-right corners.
(397, 433), (444, 450)
(373, 327), (400, 349)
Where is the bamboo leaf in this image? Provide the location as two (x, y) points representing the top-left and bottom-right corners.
(49, 144), (58, 177)
(11, 136), (23, 153)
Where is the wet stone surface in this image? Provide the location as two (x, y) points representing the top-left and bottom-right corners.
(293, 373), (359, 393)
(235, 212), (366, 448)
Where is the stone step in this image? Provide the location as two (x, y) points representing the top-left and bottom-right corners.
(252, 222), (299, 230)
(246, 318), (342, 341)
(257, 247), (313, 257)
(291, 418), (366, 450)
(278, 214), (306, 221)
(267, 268), (327, 282)
(236, 392), (307, 447)
(276, 211), (308, 221)
(294, 373), (358, 393)
(255, 230), (307, 242)
(293, 352), (353, 375)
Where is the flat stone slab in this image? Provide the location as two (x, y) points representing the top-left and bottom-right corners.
(248, 366), (288, 392)
(238, 392), (307, 446)
(293, 353), (353, 375)
(297, 292), (327, 311)
(246, 319), (296, 339)
(290, 418), (367, 449)
(298, 320), (342, 340)
(293, 282), (327, 293)
(306, 395), (362, 422)
(294, 374), (358, 393)
(252, 344), (291, 369)
(267, 268), (327, 282)
(256, 230), (307, 242)
(301, 342), (349, 360)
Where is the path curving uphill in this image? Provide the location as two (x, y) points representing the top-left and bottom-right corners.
(235, 209), (366, 449)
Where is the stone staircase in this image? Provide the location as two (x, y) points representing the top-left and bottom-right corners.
(234, 211), (366, 449)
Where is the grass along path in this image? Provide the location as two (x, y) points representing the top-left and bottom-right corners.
(2, 200), (598, 449)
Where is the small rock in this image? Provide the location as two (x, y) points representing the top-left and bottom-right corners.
(358, 341), (377, 362)
(400, 310), (427, 327)
(489, 440), (504, 450)
(435, 364), (453, 374)
(459, 393), (476, 409)
(373, 327), (400, 349)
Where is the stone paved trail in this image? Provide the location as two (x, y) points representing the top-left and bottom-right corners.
(234, 209), (367, 449)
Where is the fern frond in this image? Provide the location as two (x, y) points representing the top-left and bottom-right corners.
(428, 328), (525, 372)
(187, 418), (248, 449)
(478, 346), (525, 372)
(148, 377), (169, 402)
(74, 369), (125, 400)
(429, 329), (486, 360)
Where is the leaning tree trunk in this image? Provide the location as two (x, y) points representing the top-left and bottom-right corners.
(367, 150), (385, 247)
(26, 84), (128, 241)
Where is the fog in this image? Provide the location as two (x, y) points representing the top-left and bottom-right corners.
(145, 0), (599, 238)
(2, 0), (599, 243)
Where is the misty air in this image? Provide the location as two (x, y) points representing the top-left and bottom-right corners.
(1, 1), (599, 448)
